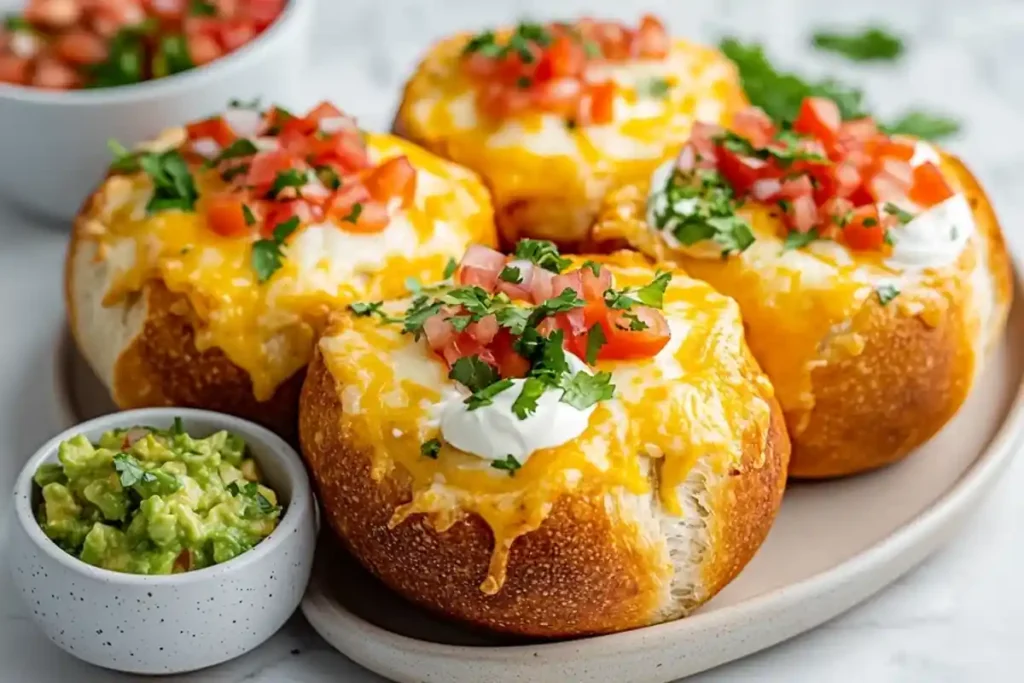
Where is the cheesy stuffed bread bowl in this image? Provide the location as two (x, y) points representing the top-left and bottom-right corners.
(66, 101), (496, 439)
(299, 242), (789, 636)
(595, 97), (1013, 478)
(394, 15), (747, 250)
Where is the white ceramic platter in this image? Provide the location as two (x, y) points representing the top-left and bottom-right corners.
(57, 273), (1024, 683)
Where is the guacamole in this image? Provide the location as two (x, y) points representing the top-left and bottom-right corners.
(33, 419), (282, 575)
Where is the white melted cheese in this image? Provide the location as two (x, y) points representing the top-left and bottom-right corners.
(439, 354), (596, 463)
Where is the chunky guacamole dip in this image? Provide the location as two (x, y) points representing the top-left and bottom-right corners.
(33, 419), (282, 575)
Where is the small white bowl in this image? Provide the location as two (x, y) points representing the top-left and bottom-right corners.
(0, 0), (314, 223)
(7, 408), (317, 675)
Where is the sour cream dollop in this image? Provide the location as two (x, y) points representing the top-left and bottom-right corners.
(885, 193), (974, 270)
(439, 354), (597, 464)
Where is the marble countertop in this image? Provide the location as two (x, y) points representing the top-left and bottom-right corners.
(3, 0), (1024, 680)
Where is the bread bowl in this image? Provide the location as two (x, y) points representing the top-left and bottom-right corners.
(594, 97), (1013, 477)
(66, 101), (496, 439)
(393, 15), (747, 250)
(299, 243), (789, 637)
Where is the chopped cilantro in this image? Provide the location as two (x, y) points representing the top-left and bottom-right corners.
(465, 378), (515, 410)
(462, 30), (503, 58)
(242, 204), (256, 226)
(514, 239), (571, 273)
(884, 230), (896, 247)
(449, 356), (501, 394)
(619, 312), (649, 331)
(251, 217), (299, 283)
(207, 138), (259, 168)
(862, 217), (878, 228)
(315, 165), (342, 190)
(511, 377), (546, 419)
(405, 277), (422, 293)
(636, 271), (671, 309)
(516, 76), (532, 89)
(112, 453), (157, 488)
(420, 439), (441, 459)
(560, 371), (615, 410)
(447, 314), (473, 332)
(582, 260), (602, 277)
(652, 168), (755, 256)
(499, 265), (523, 284)
(490, 454), (522, 476)
(782, 229), (820, 251)
(876, 284), (900, 305)
(226, 480), (275, 515)
(882, 111), (961, 141)
(343, 203), (363, 223)
(883, 202), (915, 224)
(811, 26), (904, 62)
(188, 0), (218, 16)
(349, 301), (384, 317)
(269, 169), (308, 198)
(443, 257), (459, 279)
(3, 15), (31, 32)
(584, 323), (606, 365)
(138, 150), (199, 214)
(401, 297), (444, 338)
(582, 39), (602, 58)
(637, 77), (671, 99)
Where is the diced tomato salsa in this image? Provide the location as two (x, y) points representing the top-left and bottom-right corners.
(174, 101), (415, 238)
(419, 244), (671, 373)
(0, 0), (287, 90)
(460, 15), (669, 124)
(675, 96), (956, 251)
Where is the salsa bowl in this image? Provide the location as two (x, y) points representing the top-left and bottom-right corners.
(7, 408), (316, 675)
(0, 0), (314, 223)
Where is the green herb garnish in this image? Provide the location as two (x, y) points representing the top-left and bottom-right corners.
(491, 454), (522, 476)
(876, 284), (900, 305)
(637, 77), (671, 99)
(420, 439), (441, 459)
(112, 453), (157, 488)
(514, 239), (571, 273)
(560, 371), (615, 410)
(882, 111), (961, 141)
(251, 217), (299, 283)
(782, 229), (820, 251)
(449, 356), (502, 394)
(811, 26), (904, 62)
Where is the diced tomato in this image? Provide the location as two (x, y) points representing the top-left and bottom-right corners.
(53, 30), (108, 65)
(732, 107), (775, 149)
(794, 97), (842, 145)
(495, 260), (534, 301)
(423, 313), (456, 351)
(246, 149), (296, 188)
(25, 0), (82, 28)
(842, 205), (886, 251)
(490, 330), (530, 378)
(529, 267), (555, 304)
(304, 102), (344, 126)
(634, 14), (670, 59)
(532, 78), (583, 118)
(788, 195), (818, 233)
(204, 195), (250, 237)
(31, 57), (80, 89)
(592, 21), (632, 60)
(908, 162), (954, 207)
(867, 170), (911, 205)
(750, 178), (782, 202)
(551, 270), (583, 298)
(363, 155), (417, 208)
(458, 244), (506, 292)
(467, 315), (499, 345)
(463, 52), (500, 78)
(186, 116), (237, 147)
(263, 200), (312, 237)
(217, 19), (257, 52)
(875, 138), (916, 162)
(716, 147), (772, 194)
(0, 55), (30, 85)
(338, 200), (389, 233)
(780, 175), (813, 199)
(536, 35), (585, 79)
(597, 306), (671, 360)
(187, 33), (223, 66)
(580, 264), (612, 300)
(833, 162), (862, 198)
(311, 132), (371, 171)
(587, 81), (616, 125)
(441, 334), (496, 369)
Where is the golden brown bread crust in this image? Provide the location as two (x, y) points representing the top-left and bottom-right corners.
(593, 153), (1013, 479)
(299, 341), (790, 637)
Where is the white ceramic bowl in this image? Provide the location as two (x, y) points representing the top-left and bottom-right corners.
(7, 408), (317, 675)
(0, 0), (314, 223)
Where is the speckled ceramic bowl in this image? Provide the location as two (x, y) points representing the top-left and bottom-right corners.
(7, 408), (316, 675)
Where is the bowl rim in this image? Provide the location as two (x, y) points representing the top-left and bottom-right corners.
(0, 0), (312, 106)
(13, 407), (313, 585)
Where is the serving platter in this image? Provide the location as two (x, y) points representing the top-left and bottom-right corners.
(55, 271), (1024, 683)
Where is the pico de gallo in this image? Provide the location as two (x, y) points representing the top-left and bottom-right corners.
(656, 96), (957, 253)
(350, 240), (673, 407)
(107, 100), (417, 283)
(0, 0), (286, 89)
(460, 15), (670, 124)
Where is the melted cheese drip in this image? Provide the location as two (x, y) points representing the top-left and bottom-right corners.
(84, 133), (495, 400)
(399, 35), (746, 209)
(317, 253), (774, 593)
(656, 155), (979, 434)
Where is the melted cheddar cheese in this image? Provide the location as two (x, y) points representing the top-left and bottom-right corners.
(317, 253), (774, 593)
(397, 34), (747, 219)
(79, 133), (496, 401)
(601, 155), (987, 435)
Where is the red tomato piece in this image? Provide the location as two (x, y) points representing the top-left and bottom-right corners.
(186, 116), (237, 146)
(867, 169), (911, 205)
(0, 55), (31, 85)
(529, 266), (555, 304)
(423, 313), (456, 351)
(205, 195), (250, 237)
(580, 264), (612, 301)
(186, 33), (223, 66)
(842, 205), (886, 250)
(780, 175), (813, 199)
(311, 133), (371, 171)
(32, 58), (80, 89)
(587, 81), (616, 125)
(466, 314), (499, 345)
(339, 200), (390, 233)
(364, 155), (417, 208)
(908, 162), (954, 207)
(490, 330), (531, 378)
(326, 183), (371, 218)
(263, 200), (312, 237)
(732, 107), (776, 148)
(532, 77), (583, 118)
(633, 14), (670, 59)
(788, 195), (818, 233)
(599, 306), (671, 360)
(53, 30), (109, 65)
(457, 244), (506, 292)
(304, 101), (344, 126)
(551, 270), (584, 298)
(716, 147), (772, 195)
(217, 19), (257, 52)
(794, 97), (842, 145)
(537, 35), (585, 79)
(246, 149), (296, 188)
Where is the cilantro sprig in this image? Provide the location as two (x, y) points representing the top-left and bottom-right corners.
(251, 217), (299, 283)
(811, 26), (904, 62)
(463, 23), (553, 63)
(651, 168), (755, 255)
(514, 239), (572, 273)
(107, 140), (198, 214)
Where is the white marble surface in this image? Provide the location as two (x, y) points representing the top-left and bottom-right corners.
(3, 0), (1024, 680)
